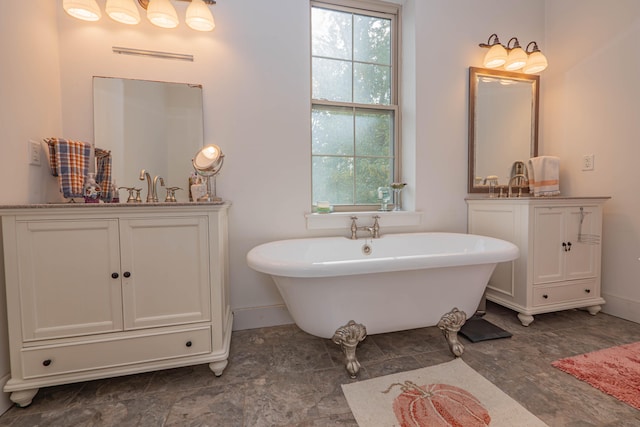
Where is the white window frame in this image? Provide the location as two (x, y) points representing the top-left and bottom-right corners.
(310, 0), (401, 212)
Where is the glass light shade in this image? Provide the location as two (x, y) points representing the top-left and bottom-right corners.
(483, 44), (508, 69)
(147, 0), (179, 29)
(106, 0), (141, 25)
(523, 51), (548, 74)
(505, 47), (528, 71)
(63, 0), (102, 21)
(186, 0), (216, 32)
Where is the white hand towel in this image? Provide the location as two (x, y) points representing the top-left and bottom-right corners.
(527, 156), (560, 197)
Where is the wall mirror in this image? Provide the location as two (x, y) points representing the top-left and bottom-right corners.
(468, 67), (539, 193)
(93, 76), (204, 202)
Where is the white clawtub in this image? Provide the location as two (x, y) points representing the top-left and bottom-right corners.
(247, 232), (519, 376)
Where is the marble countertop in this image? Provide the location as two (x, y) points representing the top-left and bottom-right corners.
(0, 201), (229, 210)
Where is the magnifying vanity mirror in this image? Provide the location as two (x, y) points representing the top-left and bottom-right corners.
(468, 67), (539, 193)
(93, 76), (204, 202)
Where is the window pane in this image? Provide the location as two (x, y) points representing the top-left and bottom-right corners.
(312, 106), (354, 155)
(354, 63), (391, 105)
(355, 109), (393, 157)
(312, 156), (354, 204)
(355, 157), (392, 204)
(312, 57), (352, 102)
(354, 14), (391, 65)
(311, 8), (352, 60)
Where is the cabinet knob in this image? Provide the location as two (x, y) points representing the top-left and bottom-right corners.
(123, 272), (131, 278)
(562, 242), (567, 251)
(585, 288), (591, 293)
(566, 242), (572, 251)
(42, 359), (52, 367)
(542, 294), (549, 299)
(111, 272), (119, 279)
(186, 341), (192, 347)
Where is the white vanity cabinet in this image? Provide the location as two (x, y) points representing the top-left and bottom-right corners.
(467, 197), (608, 326)
(0, 203), (232, 407)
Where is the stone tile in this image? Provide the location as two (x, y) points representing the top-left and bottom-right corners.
(1, 302), (639, 426)
(164, 382), (245, 427)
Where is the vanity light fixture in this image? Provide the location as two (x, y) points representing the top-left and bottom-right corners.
(63, 0), (102, 21)
(479, 34), (548, 74)
(523, 41), (548, 74)
(106, 0), (141, 25)
(64, 0), (217, 32)
(504, 38), (528, 71)
(479, 34), (508, 69)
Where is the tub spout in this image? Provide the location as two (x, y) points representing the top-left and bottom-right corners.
(350, 215), (381, 240)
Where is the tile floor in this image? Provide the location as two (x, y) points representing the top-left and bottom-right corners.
(0, 302), (639, 426)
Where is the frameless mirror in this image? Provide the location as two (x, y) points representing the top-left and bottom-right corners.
(93, 76), (204, 202)
(468, 67), (539, 193)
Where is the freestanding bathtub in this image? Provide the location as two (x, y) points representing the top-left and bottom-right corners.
(247, 232), (519, 376)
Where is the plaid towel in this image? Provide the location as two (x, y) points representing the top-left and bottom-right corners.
(95, 148), (113, 201)
(44, 137), (91, 199)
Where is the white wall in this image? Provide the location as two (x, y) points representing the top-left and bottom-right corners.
(0, 0), (63, 414)
(543, 0), (640, 322)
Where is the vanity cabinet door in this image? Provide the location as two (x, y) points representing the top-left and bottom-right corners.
(15, 219), (123, 340)
(119, 216), (211, 329)
(533, 206), (599, 284)
(532, 208), (566, 284)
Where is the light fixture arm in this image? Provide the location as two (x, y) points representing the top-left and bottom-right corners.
(525, 41), (541, 54)
(479, 33), (503, 49)
(506, 37), (522, 51)
(137, 0), (216, 9)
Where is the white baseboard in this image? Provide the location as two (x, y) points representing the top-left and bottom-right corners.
(601, 292), (640, 324)
(232, 304), (293, 331)
(0, 373), (12, 415)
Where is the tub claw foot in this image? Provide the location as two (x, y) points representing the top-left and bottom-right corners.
(437, 307), (467, 357)
(332, 320), (367, 378)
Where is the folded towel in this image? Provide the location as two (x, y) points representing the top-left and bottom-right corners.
(527, 156), (560, 197)
(95, 148), (112, 201)
(45, 137), (91, 199)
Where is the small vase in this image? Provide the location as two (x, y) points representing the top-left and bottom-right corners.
(83, 173), (101, 203)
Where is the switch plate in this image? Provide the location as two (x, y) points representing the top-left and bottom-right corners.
(28, 140), (41, 166)
(582, 154), (594, 171)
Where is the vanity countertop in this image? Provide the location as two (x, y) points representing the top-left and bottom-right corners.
(0, 201), (229, 211)
(465, 195), (610, 201)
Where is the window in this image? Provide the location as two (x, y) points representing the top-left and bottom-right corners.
(311, 0), (399, 210)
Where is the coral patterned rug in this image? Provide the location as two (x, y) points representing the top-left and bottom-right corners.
(552, 341), (640, 410)
(342, 358), (548, 426)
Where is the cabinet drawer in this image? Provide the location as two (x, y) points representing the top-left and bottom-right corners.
(532, 281), (598, 307)
(21, 327), (212, 379)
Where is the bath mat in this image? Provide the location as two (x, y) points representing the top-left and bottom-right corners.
(459, 317), (512, 342)
(342, 358), (548, 426)
(552, 341), (640, 410)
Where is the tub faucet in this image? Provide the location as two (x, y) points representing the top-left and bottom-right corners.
(350, 215), (381, 240)
(139, 169), (153, 203)
(508, 174), (528, 198)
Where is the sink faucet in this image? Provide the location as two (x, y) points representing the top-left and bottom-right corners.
(139, 169), (153, 203)
(350, 215), (381, 240)
(508, 174), (528, 198)
(152, 176), (165, 202)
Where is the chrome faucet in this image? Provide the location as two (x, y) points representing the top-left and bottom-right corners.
(508, 174), (528, 198)
(152, 176), (165, 202)
(350, 215), (381, 240)
(139, 169), (153, 203)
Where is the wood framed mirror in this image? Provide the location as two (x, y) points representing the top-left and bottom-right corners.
(468, 67), (539, 193)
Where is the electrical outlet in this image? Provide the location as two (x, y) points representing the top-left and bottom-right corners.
(28, 140), (41, 166)
(582, 154), (594, 171)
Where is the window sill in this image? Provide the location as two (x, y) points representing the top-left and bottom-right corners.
(305, 210), (422, 230)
